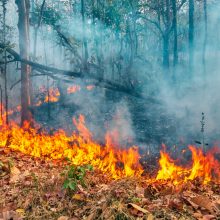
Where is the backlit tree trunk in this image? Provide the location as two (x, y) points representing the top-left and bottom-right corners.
(81, 0), (89, 71)
(15, 0), (32, 125)
(172, 0), (178, 66)
(189, 0), (194, 74)
(202, 0), (207, 75)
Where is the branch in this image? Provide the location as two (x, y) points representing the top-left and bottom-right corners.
(138, 15), (164, 36)
(177, 0), (187, 11)
(37, 0), (46, 28)
(0, 43), (159, 104)
(10, 73), (56, 90)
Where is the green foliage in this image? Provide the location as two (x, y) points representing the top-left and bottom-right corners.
(61, 162), (93, 192)
(30, 5), (61, 27)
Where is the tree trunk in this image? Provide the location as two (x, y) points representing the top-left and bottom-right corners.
(163, 34), (170, 68)
(81, 0), (89, 71)
(15, 0), (32, 125)
(202, 0), (207, 75)
(189, 0), (194, 74)
(172, 0), (178, 66)
(163, 0), (170, 69)
(3, 0), (8, 124)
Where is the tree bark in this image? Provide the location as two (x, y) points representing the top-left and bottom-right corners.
(3, 0), (8, 124)
(163, 0), (171, 69)
(15, 0), (32, 125)
(163, 34), (170, 68)
(172, 0), (178, 66)
(202, 0), (207, 75)
(189, 0), (194, 74)
(81, 0), (89, 71)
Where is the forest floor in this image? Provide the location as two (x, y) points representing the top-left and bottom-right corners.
(0, 147), (220, 220)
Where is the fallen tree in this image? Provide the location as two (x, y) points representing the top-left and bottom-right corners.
(0, 43), (159, 104)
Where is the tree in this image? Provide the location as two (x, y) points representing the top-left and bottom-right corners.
(2, 0), (8, 124)
(202, 0), (207, 75)
(172, 0), (178, 66)
(15, 0), (32, 125)
(189, 0), (194, 74)
(81, 0), (89, 71)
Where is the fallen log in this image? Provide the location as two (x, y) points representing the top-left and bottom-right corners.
(0, 43), (159, 104)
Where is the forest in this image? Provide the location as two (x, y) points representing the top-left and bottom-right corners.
(0, 0), (220, 219)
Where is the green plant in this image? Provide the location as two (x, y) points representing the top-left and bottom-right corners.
(61, 163), (93, 192)
(195, 112), (208, 152)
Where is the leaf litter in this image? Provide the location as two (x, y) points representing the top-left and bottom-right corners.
(0, 147), (220, 220)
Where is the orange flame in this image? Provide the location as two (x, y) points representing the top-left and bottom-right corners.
(156, 145), (220, 184)
(0, 115), (143, 179)
(67, 85), (81, 94)
(86, 85), (94, 91)
(0, 110), (220, 183)
(45, 88), (60, 102)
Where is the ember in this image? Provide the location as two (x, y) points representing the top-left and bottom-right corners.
(67, 85), (81, 94)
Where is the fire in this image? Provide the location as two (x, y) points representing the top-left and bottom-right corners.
(67, 85), (81, 94)
(0, 109), (220, 183)
(156, 145), (220, 184)
(0, 115), (143, 179)
(35, 84), (95, 106)
(45, 88), (60, 102)
(156, 148), (188, 185)
(0, 105), (21, 125)
(35, 87), (60, 106)
(86, 85), (94, 91)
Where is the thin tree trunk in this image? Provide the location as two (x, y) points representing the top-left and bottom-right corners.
(15, 0), (32, 125)
(33, 0), (46, 59)
(202, 0), (207, 75)
(172, 0), (178, 66)
(3, 0), (8, 124)
(163, 0), (170, 69)
(189, 0), (194, 74)
(163, 34), (170, 68)
(81, 0), (89, 71)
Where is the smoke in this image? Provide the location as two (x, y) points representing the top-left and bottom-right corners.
(156, 1), (220, 145)
(2, 0), (220, 148)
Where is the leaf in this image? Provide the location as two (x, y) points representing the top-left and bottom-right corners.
(16, 208), (25, 218)
(63, 179), (70, 189)
(190, 194), (215, 213)
(147, 214), (154, 220)
(10, 166), (21, 183)
(127, 203), (150, 214)
(86, 164), (93, 171)
(202, 215), (216, 220)
(69, 181), (77, 190)
(57, 216), (69, 220)
(72, 193), (82, 200)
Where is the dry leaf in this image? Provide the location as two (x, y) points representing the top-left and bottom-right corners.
(57, 216), (69, 220)
(191, 195), (214, 213)
(202, 215), (216, 220)
(10, 166), (21, 183)
(128, 203), (150, 214)
(147, 214), (154, 220)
